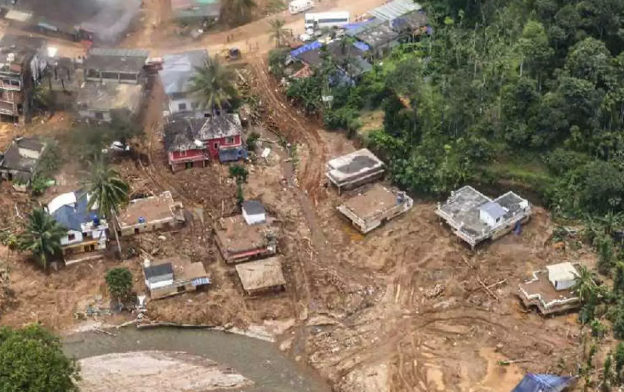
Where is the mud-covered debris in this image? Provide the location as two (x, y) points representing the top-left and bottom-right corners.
(425, 283), (445, 299)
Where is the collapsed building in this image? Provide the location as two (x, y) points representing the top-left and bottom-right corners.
(337, 183), (413, 233)
(214, 214), (277, 264)
(0, 136), (46, 187)
(235, 256), (286, 296)
(326, 148), (385, 193)
(435, 186), (531, 248)
(117, 191), (186, 237)
(3, 0), (141, 44)
(518, 262), (582, 315)
(142, 256), (210, 300)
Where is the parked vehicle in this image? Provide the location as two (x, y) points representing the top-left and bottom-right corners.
(304, 11), (350, 29)
(289, 0), (314, 14)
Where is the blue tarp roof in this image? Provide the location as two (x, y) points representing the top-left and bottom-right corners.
(51, 192), (98, 231)
(511, 374), (574, 392)
(290, 41), (322, 58)
(353, 41), (370, 52)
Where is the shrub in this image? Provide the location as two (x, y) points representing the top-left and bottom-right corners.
(105, 267), (133, 301)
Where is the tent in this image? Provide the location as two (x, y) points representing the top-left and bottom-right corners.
(511, 374), (574, 392)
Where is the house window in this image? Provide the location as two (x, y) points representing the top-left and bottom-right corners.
(68, 233), (76, 241)
(178, 102), (187, 111)
(94, 112), (104, 120)
(177, 286), (186, 293)
(213, 142), (219, 150)
(225, 137), (234, 144)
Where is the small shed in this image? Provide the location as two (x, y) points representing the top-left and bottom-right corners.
(478, 201), (506, 227)
(546, 262), (578, 291)
(235, 257), (286, 296)
(242, 200), (266, 225)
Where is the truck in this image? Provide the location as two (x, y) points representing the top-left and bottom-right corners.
(289, 0), (314, 14)
(304, 11), (350, 29)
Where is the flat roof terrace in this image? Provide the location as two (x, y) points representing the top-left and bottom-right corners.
(437, 186), (491, 237)
(326, 148), (385, 190)
(341, 184), (399, 220)
(518, 270), (580, 315)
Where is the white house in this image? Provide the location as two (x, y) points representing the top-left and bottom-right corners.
(47, 191), (108, 259)
(478, 201), (507, 228)
(159, 50), (210, 116)
(546, 262), (579, 291)
(242, 200), (266, 225)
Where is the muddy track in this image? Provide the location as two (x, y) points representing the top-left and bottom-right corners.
(249, 57), (328, 203)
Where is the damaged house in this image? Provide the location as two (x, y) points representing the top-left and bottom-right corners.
(0, 34), (48, 123)
(337, 184), (413, 234)
(435, 186), (531, 248)
(518, 262), (582, 315)
(143, 256), (210, 300)
(77, 48), (149, 122)
(215, 213), (277, 264)
(0, 136), (46, 187)
(159, 49), (209, 116)
(235, 256), (286, 296)
(46, 191), (108, 265)
(326, 148), (385, 193)
(3, 0), (141, 44)
(117, 191), (185, 237)
(164, 112), (247, 171)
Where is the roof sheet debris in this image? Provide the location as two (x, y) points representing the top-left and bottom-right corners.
(369, 0), (422, 21)
(235, 257), (286, 293)
(511, 374), (574, 392)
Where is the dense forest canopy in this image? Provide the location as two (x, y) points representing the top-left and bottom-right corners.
(287, 0), (624, 218)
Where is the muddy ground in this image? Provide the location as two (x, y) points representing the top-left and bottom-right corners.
(0, 4), (596, 392)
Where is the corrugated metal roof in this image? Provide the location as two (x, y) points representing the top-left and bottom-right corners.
(479, 201), (506, 220)
(511, 374), (574, 392)
(88, 48), (150, 58)
(192, 277), (211, 286)
(369, 0), (421, 21)
(159, 50), (208, 96)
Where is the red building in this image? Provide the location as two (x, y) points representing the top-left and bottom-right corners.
(164, 113), (247, 172)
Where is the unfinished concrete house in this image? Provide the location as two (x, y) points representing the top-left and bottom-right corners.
(435, 186), (531, 248)
(337, 184), (413, 234)
(76, 82), (143, 122)
(0, 34), (48, 123)
(235, 256), (286, 296)
(518, 262), (582, 315)
(214, 215), (277, 264)
(143, 256), (210, 300)
(326, 148), (385, 193)
(117, 191), (185, 237)
(84, 48), (149, 85)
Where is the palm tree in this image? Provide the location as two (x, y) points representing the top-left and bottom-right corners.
(82, 160), (129, 256)
(268, 18), (287, 48)
(600, 211), (623, 236)
(222, 0), (257, 25)
(189, 56), (238, 113)
(17, 208), (66, 270)
(573, 265), (598, 304)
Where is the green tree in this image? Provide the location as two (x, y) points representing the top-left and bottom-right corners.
(109, 110), (144, 149)
(105, 267), (133, 301)
(17, 208), (66, 270)
(229, 164), (249, 205)
(615, 342), (624, 381)
(247, 131), (260, 151)
(82, 160), (129, 256)
(596, 234), (616, 275)
(0, 324), (79, 392)
(614, 262), (624, 294)
(574, 265), (598, 303)
(189, 57), (238, 113)
(221, 0), (257, 25)
(268, 18), (287, 48)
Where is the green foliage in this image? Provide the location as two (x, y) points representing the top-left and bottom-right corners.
(268, 48), (289, 78)
(323, 107), (361, 137)
(29, 176), (51, 197)
(286, 76), (323, 114)
(229, 164), (249, 184)
(615, 342), (624, 377)
(590, 319), (608, 338)
(246, 132), (260, 151)
(221, 0), (256, 25)
(268, 18), (287, 48)
(105, 267), (133, 300)
(36, 140), (62, 179)
(17, 208), (66, 270)
(614, 263), (624, 295)
(0, 324), (79, 392)
(189, 56), (238, 112)
(596, 234), (616, 275)
(82, 159), (130, 218)
(109, 110), (144, 148)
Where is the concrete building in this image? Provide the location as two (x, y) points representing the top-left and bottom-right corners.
(326, 148), (385, 193)
(518, 262), (582, 315)
(337, 184), (413, 233)
(0, 34), (48, 123)
(143, 256), (210, 300)
(3, 0), (141, 44)
(159, 50), (209, 116)
(242, 200), (266, 225)
(435, 186), (531, 248)
(47, 191), (108, 264)
(84, 48), (149, 85)
(214, 215), (277, 264)
(0, 136), (46, 187)
(117, 191), (185, 237)
(235, 256), (286, 296)
(76, 82), (143, 122)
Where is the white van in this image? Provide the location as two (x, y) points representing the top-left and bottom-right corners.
(304, 11), (350, 29)
(289, 0), (314, 15)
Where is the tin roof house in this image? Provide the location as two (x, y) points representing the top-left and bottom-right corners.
(47, 191), (108, 265)
(0, 136), (46, 188)
(143, 256), (210, 300)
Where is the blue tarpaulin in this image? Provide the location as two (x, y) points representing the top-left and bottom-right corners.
(353, 41), (370, 52)
(511, 374), (574, 392)
(219, 147), (247, 162)
(290, 41), (322, 58)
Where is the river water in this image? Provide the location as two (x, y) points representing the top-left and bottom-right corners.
(63, 327), (331, 392)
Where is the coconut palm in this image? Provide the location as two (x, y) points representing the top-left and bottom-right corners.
(17, 208), (66, 270)
(189, 56), (238, 113)
(82, 160), (129, 256)
(573, 265), (598, 304)
(268, 18), (287, 47)
(222, 0), (257, 25)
